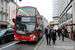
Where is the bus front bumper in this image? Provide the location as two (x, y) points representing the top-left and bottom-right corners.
(14, 36), (36, 41)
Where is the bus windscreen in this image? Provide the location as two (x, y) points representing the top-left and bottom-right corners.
(17, 7), (35, 16)
(15, 22), (35, 35)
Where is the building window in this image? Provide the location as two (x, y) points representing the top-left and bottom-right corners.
(54, 18), (58, 20)
(5, 16), (7, 21)
(1, 15), (3, 21)
(60, 17), (62, 23)
(67, 7), (72, 20)
(62, 13), (66, 22)
(1, 7), (3, 11)
(1, 0), (3, 5)
(6, 2), (7, 7)
(6, 9), (7, 13)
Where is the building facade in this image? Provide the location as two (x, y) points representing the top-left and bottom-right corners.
(52, 0), (59, 17)
(52, 0), (59, 30)
(42, 17), (48, 30)
(8, 0), (20, 28)
(0, 0), (20, 29)
(50, 16), (59, 30)
(38, 15), (48, 30)
(0, 0), (10, 29)
(58, 0), (75, 39)
(53, 16), (59, 30)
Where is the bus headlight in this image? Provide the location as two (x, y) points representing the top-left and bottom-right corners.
(33, 36), (36, 38)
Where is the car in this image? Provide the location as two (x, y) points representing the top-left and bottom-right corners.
(0, 29), (14, 44)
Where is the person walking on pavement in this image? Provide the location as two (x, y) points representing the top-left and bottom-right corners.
(51, 29), (54, 38)
(57, 28), (62, 40)
(52, 30), (57, 45)
(45, 25), (51, 46)
(62, 28), (65, 41)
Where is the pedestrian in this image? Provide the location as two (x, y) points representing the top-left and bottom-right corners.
(45, 25), (51, 46)
(51, 29), (54, 38)
(51, 29), (54, 34)
(57, 28), (62, 40)
(62, 28), (65, 41)
(52, 30), (57, 45)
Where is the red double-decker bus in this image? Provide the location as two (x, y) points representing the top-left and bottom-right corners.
(13, 6), (43, 42)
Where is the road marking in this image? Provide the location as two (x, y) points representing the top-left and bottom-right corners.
(34, 37), (45, 50)
(0, 41), (19, 50)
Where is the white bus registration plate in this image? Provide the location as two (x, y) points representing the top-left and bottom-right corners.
(22, 40), (27, 41)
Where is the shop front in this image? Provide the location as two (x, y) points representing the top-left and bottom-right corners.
(66, 20), (73, 39)
(0, 22), (8, 29)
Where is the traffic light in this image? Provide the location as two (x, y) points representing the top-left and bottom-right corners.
(19, 0), (22, 1)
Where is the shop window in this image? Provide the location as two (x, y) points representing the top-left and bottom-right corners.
(62, 13), (66, 22)
(67, 7), (72, 20)
(60, 17), (62, 24)
(60, 18), (61, 23)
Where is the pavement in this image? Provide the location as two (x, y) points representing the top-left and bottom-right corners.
(37, 36), (75, 50)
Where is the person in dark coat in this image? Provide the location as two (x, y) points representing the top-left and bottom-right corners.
(45, 25), (51, 46)
(52, 30), (57, 45)
(57, 28), (62, 40)
(62, 28), (65, 41)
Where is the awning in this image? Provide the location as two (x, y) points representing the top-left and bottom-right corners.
(66, 23), (75, 26)
(0, 21), (9, 25)
(0, 23), (8, 25)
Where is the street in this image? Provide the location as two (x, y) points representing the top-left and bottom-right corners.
(0, 37), (44, 50)
(0, 0), (75, 50)
(0, 35), (75, 50)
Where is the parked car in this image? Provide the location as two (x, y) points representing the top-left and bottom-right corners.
(0, 29), (14, 44)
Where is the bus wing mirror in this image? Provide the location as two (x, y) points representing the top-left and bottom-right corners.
(12, 18), (16, 23)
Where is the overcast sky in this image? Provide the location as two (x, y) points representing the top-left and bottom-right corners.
(14, 0), (53, 22)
